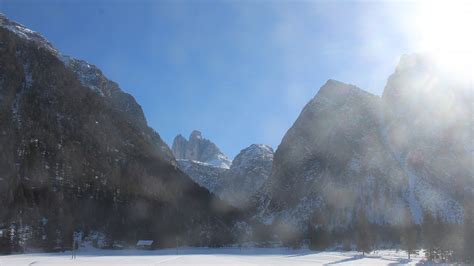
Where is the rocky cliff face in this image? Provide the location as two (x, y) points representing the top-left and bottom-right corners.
(0, 14), (238, 252)
(175, 139), (274, 209)
(259, 80), (406, 231)
(176, 159), (228, 194)
(258, 56), (473, 242)
(172, 130), (231, 169)
(61, 55), (176, 164)
(220, 144), (273, 209)
(381, 54), (473, 223)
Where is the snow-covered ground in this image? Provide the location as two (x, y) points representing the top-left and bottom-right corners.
(0, 248), (425, 265)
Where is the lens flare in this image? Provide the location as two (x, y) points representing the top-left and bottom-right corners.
(411, 1), (474, 81)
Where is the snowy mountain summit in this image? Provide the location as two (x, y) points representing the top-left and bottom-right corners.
(172, 130), (231, 169)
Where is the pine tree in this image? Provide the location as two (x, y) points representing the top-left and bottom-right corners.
(421, 212), (437, 261)
(0, 228), (11, 254)
(400, 224), (418, 260)
(463, 203), (474, 263)
(421, 212), (455, 262)
(308, 224), (330, 250)
(434, 216), (451, 262)
(308, 212), (330, 250)
(356, 208), (372, 255)
(8, 223), (19, 253)
(400, 209), (418, 260)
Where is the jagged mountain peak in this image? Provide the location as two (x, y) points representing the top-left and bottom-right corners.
(172, 130), (231, 169)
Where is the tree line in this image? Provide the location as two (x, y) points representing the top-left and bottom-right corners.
(307, 205), (474, 264)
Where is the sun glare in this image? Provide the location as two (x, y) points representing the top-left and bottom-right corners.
(412, 1), (474, 80)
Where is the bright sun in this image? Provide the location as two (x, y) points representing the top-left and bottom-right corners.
(411, 1), (474, 80)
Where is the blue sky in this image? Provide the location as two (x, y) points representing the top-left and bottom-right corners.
(1, 0), (419, 158)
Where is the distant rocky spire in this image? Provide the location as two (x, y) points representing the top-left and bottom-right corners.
(172, 130), (231, 169)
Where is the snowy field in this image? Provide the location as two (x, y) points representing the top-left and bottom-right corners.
(0, 248), (425, 265)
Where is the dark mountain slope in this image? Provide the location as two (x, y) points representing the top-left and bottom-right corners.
(0, 14), (238, 252)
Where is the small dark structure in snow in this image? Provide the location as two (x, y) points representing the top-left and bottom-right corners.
(136, 240), (154, 249)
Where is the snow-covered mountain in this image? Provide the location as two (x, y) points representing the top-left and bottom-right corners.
(256, 55), (473, 243)
(173, 134), (274, 209)
(172, 130), (231, 168)
(257, 80), (405, 234)
(381, 54), (473, 223)
(220, 144), (274, 209)
(0, 14), (239, 252)
(176, 159), (228, 194)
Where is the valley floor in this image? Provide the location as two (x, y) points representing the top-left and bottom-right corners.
(0, 248), (426, 265)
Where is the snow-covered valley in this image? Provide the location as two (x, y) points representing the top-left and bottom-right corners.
(0, 248), (424, 265)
